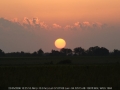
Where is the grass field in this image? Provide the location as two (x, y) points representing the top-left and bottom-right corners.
(0, 56), (120, 89)
(0, 56), (120, 65)
(0, 65), (120, 88)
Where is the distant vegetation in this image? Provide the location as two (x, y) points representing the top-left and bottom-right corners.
(0, 46), (120, 57)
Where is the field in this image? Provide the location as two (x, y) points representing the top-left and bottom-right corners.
(0, 56), (120, 65)
(0, 56), (120, 89)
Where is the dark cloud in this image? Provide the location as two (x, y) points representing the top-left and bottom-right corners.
(0, 18), (67, 52)
(0, 18), (43, 52)
(0, 17), (120, 52)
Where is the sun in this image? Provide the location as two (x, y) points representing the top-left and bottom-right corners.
(55, 38), (66, 49)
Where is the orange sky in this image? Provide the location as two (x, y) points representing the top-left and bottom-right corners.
(0, 0), (120, 25)
(0, 0), (120, 52)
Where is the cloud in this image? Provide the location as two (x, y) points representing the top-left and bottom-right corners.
(21, 17), (49, 30)
(1, 17), (119, 53)
(53, 23), (61, 29)
(74, 22), (81, 28)
(0, 18), (40, 52)
(22, 17), (39, 28)
(92, 22), (102, 28)
(23, 17), (32, 25)
(40, 22), (48, 29)
(83, 22), (90, 26)
(0, 18), (23, 32)
(64, 25), (74, 30)
(8, 17), (108, 31)
(11, 18), (18, 22)
(0, 17), (65, 52)
(23, 17), (42, 25)
(64, 21), (108, 31)
(32, 18), (39, 25)
(80, 22), (91, 30)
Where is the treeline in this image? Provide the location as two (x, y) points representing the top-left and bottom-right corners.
(0, 46), (120, 57)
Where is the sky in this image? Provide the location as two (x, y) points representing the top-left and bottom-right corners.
(0, 0), (120, 53)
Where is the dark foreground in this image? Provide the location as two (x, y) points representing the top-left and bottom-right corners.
(0, 64), (120, 89)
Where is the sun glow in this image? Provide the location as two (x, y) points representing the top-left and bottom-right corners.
(55, 38), (66, 49)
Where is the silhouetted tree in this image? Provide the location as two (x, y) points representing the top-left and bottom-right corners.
(1, 46), (119, 57)
(113, 49), (120, 56)
(100, 47), (109, 56)
(20, 51), (25, 56)
(44, 52), (51, 56)
(66, 49), (72, 56)
(24, 52), (31, 57)
(60, 48), (72, 56)
(87, 46), (100, 56)
(37, 49), (44, 56)
(32, 51), (37, 56)
(51, 50), (61, 56)
(0, 49), (5, 56)
(74, 47), (85, 56)
(87, 46), (109, 56)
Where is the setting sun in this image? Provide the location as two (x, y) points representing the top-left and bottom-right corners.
(55, 38), (66, 49)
